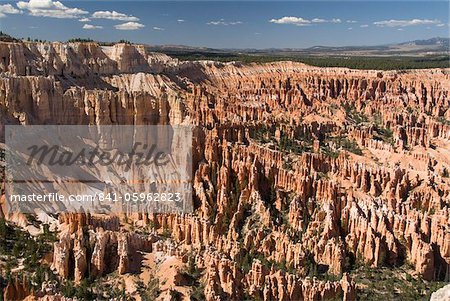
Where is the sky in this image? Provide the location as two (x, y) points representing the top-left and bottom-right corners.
(0, 0), (448, 49)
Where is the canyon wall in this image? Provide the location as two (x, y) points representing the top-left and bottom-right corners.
(0, 41), (449, 300)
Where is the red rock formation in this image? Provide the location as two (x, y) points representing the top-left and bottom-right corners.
(1, 41), (449, 299)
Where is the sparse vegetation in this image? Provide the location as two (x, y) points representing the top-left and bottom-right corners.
(67, 38), (95, 43)
(0, 31), (19, 42)
(118, 39), (132, 44)
(374, 126), (395, 146)
(160, 225), (171, 239)
(340, 137), (363, 155)
(0, 218), (59, 293)
(278, 131), (312, 154)
(252, 125), (313, 155)
(185, 254), (206, 301)
(373, 112), (383, 126)
(351, 265), (447, 301)
(321, 145), (340, 158)
(342, 103), (368, 125)
(0, 218), (57, 269)
(252, 125), (273, 144)
(163, 51), (450, 70)
(137, 275), (161, 301)
(321, 134), (363, 157)
(236, 248), (297, 276)
(437, 116), (450, 126)
(61, 279), (96, 300)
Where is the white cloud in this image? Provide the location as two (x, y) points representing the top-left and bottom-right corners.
(360, 24), (369, 28)
(114, 21), (145, 30)
(17, 0), (88, 18)
(153, 26), (164, 31)
(0, 4), (21, 17)
(436, 23), (445, 27)
(79, 17), (90, 22)
(373, 19), (441, 27)
(92, 10), (138, 21)
(207, 19), (242, 26)
(348, 27), (353, 30)
(83, 24), (102, 29)
(270, 16), (341, 26)
(269, 16), (311, 26)
(312, 18), (341, 23)
(398, 28), (404, 31)
(346, 20), (357, 23)
(177, 19), (185, 23)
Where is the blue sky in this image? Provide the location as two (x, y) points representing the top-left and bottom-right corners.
(0, 1), (448, 48)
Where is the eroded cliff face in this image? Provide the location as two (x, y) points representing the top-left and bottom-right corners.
(0, 41), (177, 77)
(0, 41), (449, 301)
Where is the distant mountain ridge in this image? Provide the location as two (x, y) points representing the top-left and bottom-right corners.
(147, 37), (449, 57)
(398, 37), (449, 47)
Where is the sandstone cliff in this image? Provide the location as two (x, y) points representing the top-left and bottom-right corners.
(1, 40), (449, 301)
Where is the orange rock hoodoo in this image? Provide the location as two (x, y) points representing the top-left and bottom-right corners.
(1, 41), (449, 300)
